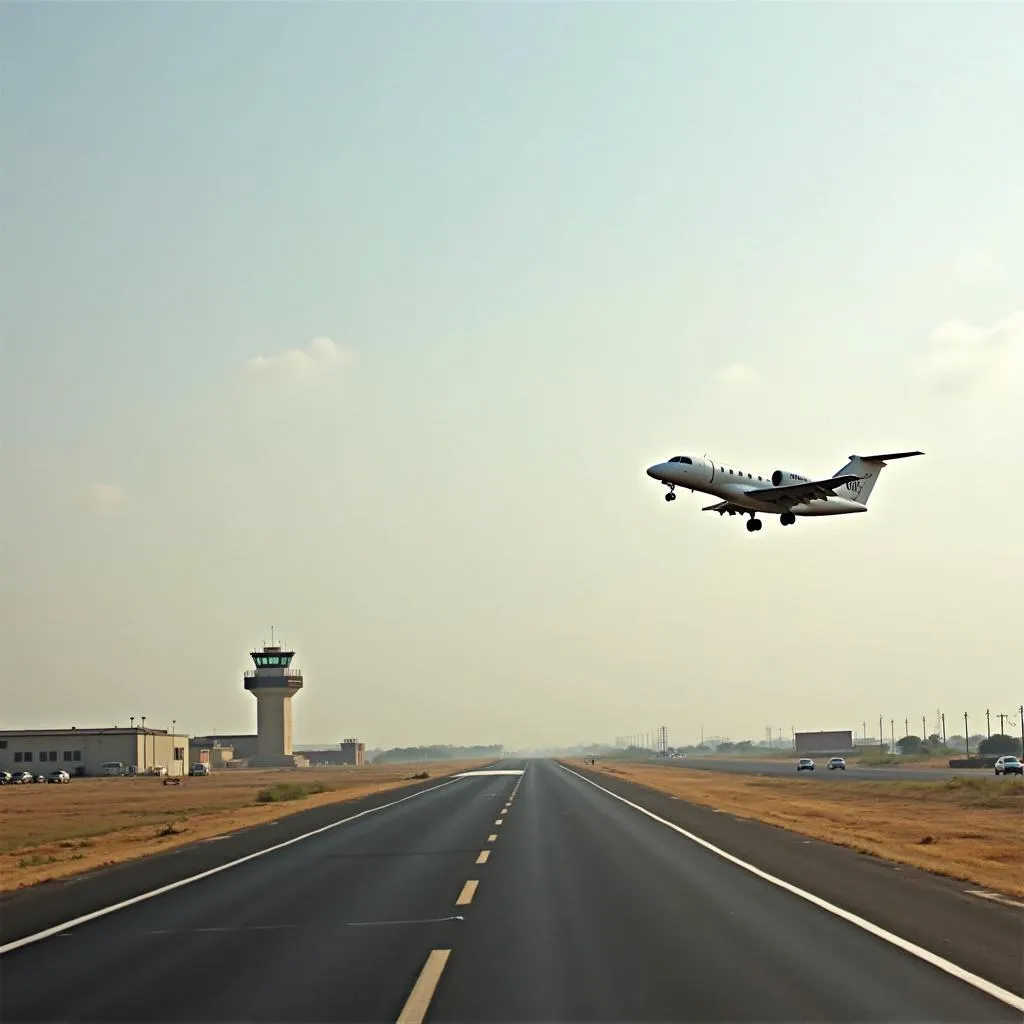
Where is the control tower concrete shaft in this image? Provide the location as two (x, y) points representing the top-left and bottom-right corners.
(243, 642), (303, 767)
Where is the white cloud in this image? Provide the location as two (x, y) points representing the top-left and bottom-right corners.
(245, 337), (354, 378)
(717, 362), (761, 388)
(917, 310), (1024, 399)
(81, 483), (124, 514)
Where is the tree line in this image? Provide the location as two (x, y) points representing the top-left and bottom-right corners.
(371, 744), (504, 764)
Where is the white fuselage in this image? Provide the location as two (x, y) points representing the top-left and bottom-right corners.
(646, 456), (867, 516)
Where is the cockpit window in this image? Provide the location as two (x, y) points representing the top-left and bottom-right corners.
(668, 456), (693, 464)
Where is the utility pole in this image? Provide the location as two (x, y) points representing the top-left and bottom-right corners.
(904, 718), (909, 740)
(964, 712), (970, 757)
(878, 715), (883, 750)
(1019, 705), (1023, 758)
(922, 716), (927, 740)
(890, 719), (895, 751)
(141, 715), (147, 772)
(986, 709), (991, 739)
(767, 726), (773, 748)
(941, 712), (946, 747)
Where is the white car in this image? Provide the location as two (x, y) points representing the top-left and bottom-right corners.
(797, 758), (815, 771)
(993, 756), (1023, 776)
(47, 770), (70, 784)
(827, 757), (847, 771)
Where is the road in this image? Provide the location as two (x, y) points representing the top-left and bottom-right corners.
(652, 756), (974, 781)
(2, 759), (1021, 1022)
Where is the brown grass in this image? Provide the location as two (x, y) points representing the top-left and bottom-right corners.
(568, 761), (1024, 898)
(0, 762), (487, 891)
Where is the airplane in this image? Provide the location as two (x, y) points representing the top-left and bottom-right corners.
(646, 450), (923, 532)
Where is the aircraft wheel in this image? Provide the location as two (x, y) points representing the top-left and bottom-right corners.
(664, 491), (676, 502)
(780, 513), (795, 526)
(746, 518), (759, 533)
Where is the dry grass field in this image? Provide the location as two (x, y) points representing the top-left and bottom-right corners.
(0, 762), (487, 891)
(569, 761), (1024, 898)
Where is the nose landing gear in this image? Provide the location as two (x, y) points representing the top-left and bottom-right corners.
(664, 486), (677, 502)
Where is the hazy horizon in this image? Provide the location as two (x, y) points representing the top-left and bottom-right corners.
(3, 4), (1021, 750)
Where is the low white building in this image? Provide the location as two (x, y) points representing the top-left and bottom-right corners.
(0, 727), (189, 777)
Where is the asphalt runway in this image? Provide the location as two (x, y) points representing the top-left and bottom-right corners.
(2, 759), (1021, 1023)
(654, 756), (975, 782)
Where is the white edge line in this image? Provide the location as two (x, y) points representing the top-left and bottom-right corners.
(0, 777), (463, 956)
(558, 764), (1024, 1014)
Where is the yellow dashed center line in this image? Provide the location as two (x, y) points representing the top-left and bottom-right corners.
(455, 880), (478, 906)
(476, 850), (490, 865)
(397, 949), (451, 1024)
(487, 834), (497, 842)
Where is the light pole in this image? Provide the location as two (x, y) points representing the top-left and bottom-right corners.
(879, 715), (883, 751)
(941, 712), (946, 747)
(890, 719), (895, 752)
(986, 709), (991, 739)
(172, 719), (177, 776)
(1019, 705), (1023, 758)
(964, 712), (969, 757)
(140, 716), (146, 772)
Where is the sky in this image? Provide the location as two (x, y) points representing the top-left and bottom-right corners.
(2, 3), (1022, 750)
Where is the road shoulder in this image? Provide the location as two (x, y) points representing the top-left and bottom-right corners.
(560, 761), (1024, 998)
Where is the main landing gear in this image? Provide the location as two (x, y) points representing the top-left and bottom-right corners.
(745, 517), (763, 532)
(780, 512), (796, 526)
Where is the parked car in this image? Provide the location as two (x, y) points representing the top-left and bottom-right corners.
(0, 771), (12, 786)
(994, 756), (1023, 776)
(827, 757), (847, 771)
(12, 771), (35, 784)
(48, 770), (70, 784)
(797, 758), (815, 771)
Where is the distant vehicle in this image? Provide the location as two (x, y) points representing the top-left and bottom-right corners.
(190, 763), (211, 776)
(994, 756), (1023, 776)
(13, 771), (34, 784)
(33, 774), (46, 783)
(827, 757), (846, 771)
(0, 771), (11, 785)
(48, 769), (70, 784)
(101, 761), (125, 776)
(797, 758), (815, 771)
(646, 451), (923, 532)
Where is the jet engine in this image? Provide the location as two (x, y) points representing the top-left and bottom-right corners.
(771, 470), (809, 486)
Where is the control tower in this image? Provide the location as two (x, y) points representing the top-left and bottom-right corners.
(243, 636), (304, 767)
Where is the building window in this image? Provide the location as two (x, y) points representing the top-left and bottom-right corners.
(173, 746), (185, 761)
(14, 752), (22, 762)
(63, 751), (73, 761)
(73, 750), (82, 761)
(0, 740), (7, 749)
(49, 750), (57, 761)
(23, 752), (33, 762)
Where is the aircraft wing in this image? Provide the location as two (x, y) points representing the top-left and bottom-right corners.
(702, 500), (747, 515)
(742, 474), (861, 508)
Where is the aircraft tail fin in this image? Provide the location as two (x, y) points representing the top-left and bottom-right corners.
(831, 451), (923, 506)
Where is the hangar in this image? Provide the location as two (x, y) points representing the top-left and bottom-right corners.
(0, 727), (189, 777)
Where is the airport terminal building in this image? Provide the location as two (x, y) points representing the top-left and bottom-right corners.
(0, 727), (189, 777)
